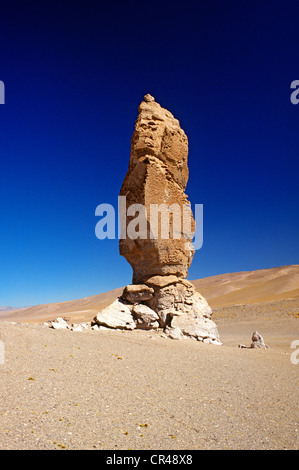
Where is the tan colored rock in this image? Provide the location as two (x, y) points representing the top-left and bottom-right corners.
(106, 94), (220, 344)
(145, 275), (180, 288)
(122, 284), (154, 303)
(119, 94), (195, 284)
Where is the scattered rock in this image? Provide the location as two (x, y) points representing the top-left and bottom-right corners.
(47, 318), (93, 332)
(71, 324), (83, 332)
(238, 331), (269, 349)
(50, 317), (69, 330)
(251, 331), (269, 349)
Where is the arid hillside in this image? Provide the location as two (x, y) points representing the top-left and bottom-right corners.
(193, 265), (299, 307)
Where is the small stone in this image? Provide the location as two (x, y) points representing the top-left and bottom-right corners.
(165, 326), (184, 340)
(71, 324), (83, 332)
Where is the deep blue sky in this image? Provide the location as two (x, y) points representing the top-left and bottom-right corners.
(0, 1), (298, 307)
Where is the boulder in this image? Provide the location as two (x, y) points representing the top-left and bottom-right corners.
(94, 298), (136, 330)
(251, 331), (269, 349)
(132, 304), (160, 329)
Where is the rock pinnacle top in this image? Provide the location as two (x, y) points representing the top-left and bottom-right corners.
(143, 93), (155, 102)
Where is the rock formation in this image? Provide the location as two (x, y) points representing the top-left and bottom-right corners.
(119, 93), (195, 283)
(250, 331), (269, 349)
(238, 331), (269, 349)
(95, 94), (221, 344)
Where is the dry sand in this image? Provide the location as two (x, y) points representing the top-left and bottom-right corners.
(0, 297), (298, 450)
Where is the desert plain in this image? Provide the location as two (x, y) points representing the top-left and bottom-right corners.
(0, 265), (298, 450)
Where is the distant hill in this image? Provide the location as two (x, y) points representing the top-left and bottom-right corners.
(0, 288), (124, 323)
(1, 265), (298, 323)
(0, 306), (29, 312)
(192, 265), (299, 307)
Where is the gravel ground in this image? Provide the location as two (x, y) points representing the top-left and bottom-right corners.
(0, 299), (298, 450)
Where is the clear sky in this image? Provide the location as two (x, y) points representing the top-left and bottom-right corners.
(0, 1), (298, 307)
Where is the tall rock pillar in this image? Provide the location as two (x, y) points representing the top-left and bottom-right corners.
(117, 94), (221, 343)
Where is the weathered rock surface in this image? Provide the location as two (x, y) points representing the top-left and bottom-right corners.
(251, 331), (269, 349)
(122, 284), (154, 303)
(94, 95), (220, 344)
(94, 299), (136, 330)
(119, 93), (195, 284)
(145, 275), (180, 288)
(145, 280), (212, 325)
(132, 304), (160, 329)
(238, 331), (269, 349)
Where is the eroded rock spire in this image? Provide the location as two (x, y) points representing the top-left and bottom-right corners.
(95, 95), (221, 344)
(119, 93), (195, 283)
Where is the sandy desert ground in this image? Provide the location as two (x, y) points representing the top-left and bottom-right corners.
(0, 266), (298, 450)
